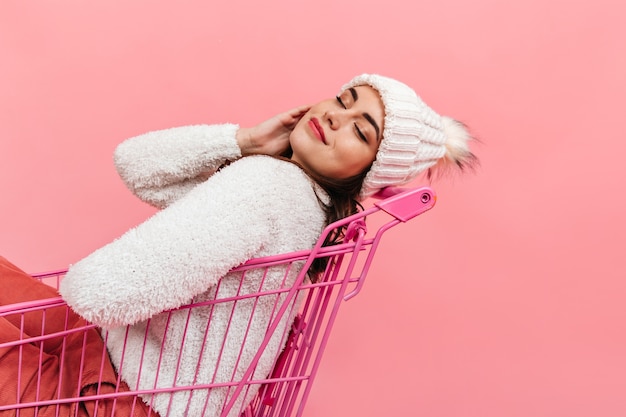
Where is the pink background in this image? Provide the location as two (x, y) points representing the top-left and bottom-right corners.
(2, 1), (625, 416)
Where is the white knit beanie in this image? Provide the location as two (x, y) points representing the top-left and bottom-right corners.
(342, 74), (468, 199)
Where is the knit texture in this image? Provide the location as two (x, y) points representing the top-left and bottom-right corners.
(60, 125), (327, 417)
(341, 74), (447, 199)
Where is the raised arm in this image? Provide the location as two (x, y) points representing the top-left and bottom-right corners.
(113, 124), (242, 208)
(114, 106), (311, 208)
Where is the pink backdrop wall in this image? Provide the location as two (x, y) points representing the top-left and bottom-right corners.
(2, 1), (625, 416)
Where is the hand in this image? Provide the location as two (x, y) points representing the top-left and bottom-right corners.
(236, 105), (311, 157)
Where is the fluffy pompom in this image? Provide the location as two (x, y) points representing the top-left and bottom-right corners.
(428, 116), (479, 179)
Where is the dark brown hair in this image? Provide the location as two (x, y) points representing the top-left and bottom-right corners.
(285, 158), (371, 281)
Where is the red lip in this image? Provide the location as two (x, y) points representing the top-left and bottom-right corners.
(308, 118), (326, 143)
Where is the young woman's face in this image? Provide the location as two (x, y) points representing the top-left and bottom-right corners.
(290, 85), (384, 179)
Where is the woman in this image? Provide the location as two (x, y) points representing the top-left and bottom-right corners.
(1, 74), (477, 416)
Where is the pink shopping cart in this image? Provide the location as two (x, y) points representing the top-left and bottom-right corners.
(0, 186), (435, 417)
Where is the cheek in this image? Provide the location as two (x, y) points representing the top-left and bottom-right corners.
(289, 123), (307, 147)
(338, 139), (375, 163)
(333, 147), (374, 176)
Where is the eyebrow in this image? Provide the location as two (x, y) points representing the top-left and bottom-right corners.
(349, 87), (358, 101)
(364, 113), (381, 142)
(350, 88), (381, 141)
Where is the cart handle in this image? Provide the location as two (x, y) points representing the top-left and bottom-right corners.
(373, 186), (436, 222)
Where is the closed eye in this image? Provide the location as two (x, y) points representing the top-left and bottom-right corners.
(355, 124), (367, 142)
(338, 96), (367, 142)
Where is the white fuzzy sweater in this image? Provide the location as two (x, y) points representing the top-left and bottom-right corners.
(59, 124), (328, 416)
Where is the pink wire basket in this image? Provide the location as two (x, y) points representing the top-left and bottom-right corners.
(0, 186), (435, 417)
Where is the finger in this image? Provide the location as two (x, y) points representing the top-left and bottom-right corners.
(279, 105), (311, 127)
(288, 104), (312, 117)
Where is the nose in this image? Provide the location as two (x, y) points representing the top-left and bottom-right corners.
(324, 108), (353, 130)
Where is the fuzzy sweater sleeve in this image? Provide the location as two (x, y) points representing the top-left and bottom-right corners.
(60, 156), (318, 328)
(113, 124), (242, 208)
